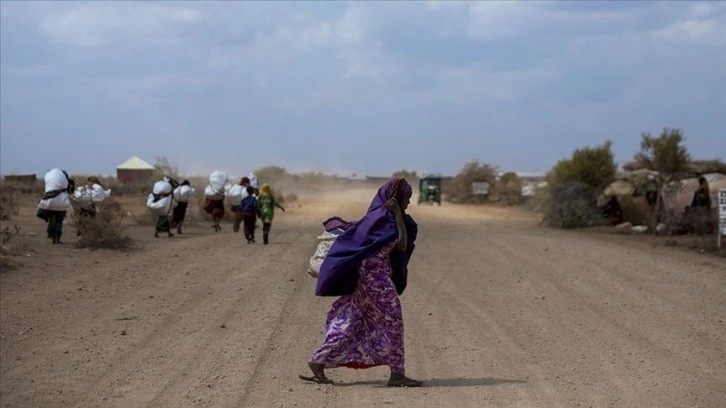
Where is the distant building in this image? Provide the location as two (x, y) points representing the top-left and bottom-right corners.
(4, 173), (37, 186)
(116, 156), (154, 185)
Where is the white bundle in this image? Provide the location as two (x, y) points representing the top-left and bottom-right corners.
(248, 172), (259, 189)
(146, 194), (176, 215)
(74, 184), (110, 205)
(44, 168), (69, 193)
(209, 171), (228, 191)
(307, 230), (341, 278)
(153, 181), (173, 195)
(226, 184), (249, 207)
(204, 185), (224, 200)
(38, 193), (72, 211)
(173, 185), (194, 203)
(73, 186), (93, 206)
(90, 184), (110, 203)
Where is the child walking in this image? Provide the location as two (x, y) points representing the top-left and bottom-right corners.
(240, 186), (258, 243)
(256, 183), (285, 245)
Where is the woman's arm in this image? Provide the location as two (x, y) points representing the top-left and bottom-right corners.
(386, 198), (407, 251)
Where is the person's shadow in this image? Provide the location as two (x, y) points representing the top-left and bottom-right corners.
(426, 377), (525, 387)
(334, 377), (525, 388)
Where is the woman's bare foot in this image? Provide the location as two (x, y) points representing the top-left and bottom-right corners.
(387, 373), (422, 387)
(299, 362), (333, 384)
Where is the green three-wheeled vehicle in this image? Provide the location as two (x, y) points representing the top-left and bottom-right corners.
(418, 174), (442, 205)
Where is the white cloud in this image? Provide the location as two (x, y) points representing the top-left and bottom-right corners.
(466, 2), (634, 40)
(206, 3), (393, 81)
(653, 17), (726, 47)
(40, 2), (202, 48)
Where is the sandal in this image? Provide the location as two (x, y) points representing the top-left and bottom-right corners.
(387, 374), (422, 388)
(299, 362), (334, 385)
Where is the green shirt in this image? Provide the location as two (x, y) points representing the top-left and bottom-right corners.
(257, 195), (283, 223)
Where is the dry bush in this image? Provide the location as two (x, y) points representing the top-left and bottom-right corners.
(542, 182), (608, 229)
(498, 172), (524, 206)
(73, 198), (134, 249)
(0, 182), (30, 220)
(1, 225), (27, 272)
(446, 161), (498, 203)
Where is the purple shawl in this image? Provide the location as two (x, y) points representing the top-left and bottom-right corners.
(315, 179), (418, 297)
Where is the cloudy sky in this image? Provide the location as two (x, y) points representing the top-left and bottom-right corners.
(1, 1), (724, 177)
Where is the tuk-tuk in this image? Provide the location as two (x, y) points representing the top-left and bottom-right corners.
(418, 174), (442, 205)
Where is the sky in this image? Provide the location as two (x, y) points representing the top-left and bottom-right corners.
(1, 1), (724, 177)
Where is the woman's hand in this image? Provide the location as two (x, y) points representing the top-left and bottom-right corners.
(386, 198), (407, 251)
(385, 198), (402, 217)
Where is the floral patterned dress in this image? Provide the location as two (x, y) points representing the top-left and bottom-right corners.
(311, 242), (405, 375)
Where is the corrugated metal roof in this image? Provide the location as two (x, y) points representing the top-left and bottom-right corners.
(116, 156), (154, 170)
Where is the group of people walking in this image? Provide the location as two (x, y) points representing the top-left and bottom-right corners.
(36, 169), (111, 243)
(146, 171), (286, 245)
(200, 172), (286, 245)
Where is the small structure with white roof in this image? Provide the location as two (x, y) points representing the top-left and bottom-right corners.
(116, 156), (155, 185)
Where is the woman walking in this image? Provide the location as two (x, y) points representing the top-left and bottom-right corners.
(37, 168), (75, 244)
(228, 177), (251, 233)
(171, 180), (194, 234)
(147, 179), (176, 238)
(301, 178), (421, 387)
(204, 171), (228, 232)
(256, 183), (285, 245)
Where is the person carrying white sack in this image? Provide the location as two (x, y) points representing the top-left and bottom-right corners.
(147, 180), (177, 238)
(226, 177), (251, 233)
(73, 176), (111, 218)
(203, 170), (228, 233)
(37, 168), (75, 244)
(72, 176), (112, 236)
(170, 179), (194, 235)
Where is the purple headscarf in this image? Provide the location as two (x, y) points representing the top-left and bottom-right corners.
(315, 179), (417, 297)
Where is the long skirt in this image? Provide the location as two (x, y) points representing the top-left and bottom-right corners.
(311, 242), (405, 375)
(156, 215), (171, 232)
(204, 199), (224, 221)
(170, 202), (189, 227)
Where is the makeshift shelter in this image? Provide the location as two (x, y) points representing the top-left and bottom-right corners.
(116, 156), (154, 185)
(603, 170), (726, 225)
(601, 170), (658, 224)
(662, 173), (726, 212)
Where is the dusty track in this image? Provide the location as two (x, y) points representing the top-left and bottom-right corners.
(2, 190), (725, 407)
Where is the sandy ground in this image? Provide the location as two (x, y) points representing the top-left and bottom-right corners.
(1, 189), (725, 408)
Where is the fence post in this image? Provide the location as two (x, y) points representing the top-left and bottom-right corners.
(719, 189), (726, 250)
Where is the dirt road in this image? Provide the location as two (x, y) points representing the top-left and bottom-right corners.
(2, 190), (725, 407)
